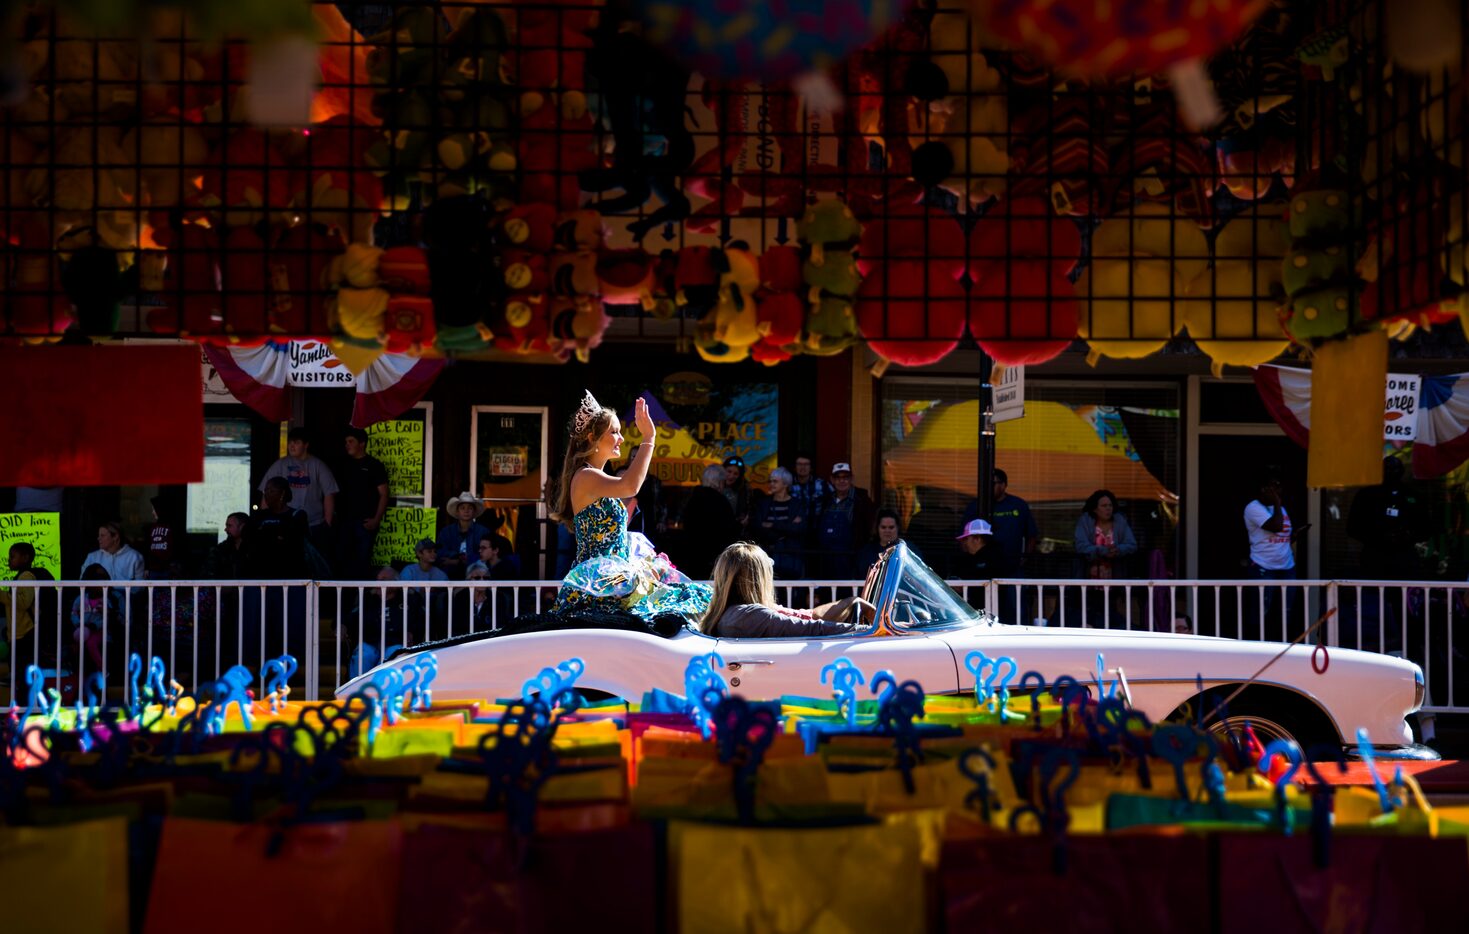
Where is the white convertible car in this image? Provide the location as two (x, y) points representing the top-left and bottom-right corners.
(340, 542), (1433, 759)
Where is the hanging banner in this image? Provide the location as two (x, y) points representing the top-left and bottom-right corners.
(286, 341), (358, 387)
(0, 512), (62, 579)
(1384, 374), (1420, 441)
(365, 419), (426, 499)
(371, 506), (438, 567)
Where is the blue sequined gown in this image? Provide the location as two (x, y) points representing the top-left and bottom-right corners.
(553, 497), (712, 619)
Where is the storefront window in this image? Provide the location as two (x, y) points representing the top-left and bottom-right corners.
(881, 379), (1181, 579)
(187, 419), (254, 540)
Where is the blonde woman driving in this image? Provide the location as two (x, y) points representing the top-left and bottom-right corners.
(699, 542), (875, 638)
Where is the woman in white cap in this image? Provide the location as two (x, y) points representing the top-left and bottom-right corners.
(548, 391), (711, 619)
(436, 492), (490, 578)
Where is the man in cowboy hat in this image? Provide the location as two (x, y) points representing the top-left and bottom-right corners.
(436, 492), (490, 579)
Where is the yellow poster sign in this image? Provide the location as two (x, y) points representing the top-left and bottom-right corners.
(0, 512), (62, 578)
(371, 506), (437, 567)
(366, 419), (426, 499)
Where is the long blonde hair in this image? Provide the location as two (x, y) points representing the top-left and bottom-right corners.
(550, 403), (614, 530)
(698, 542), (776, 633)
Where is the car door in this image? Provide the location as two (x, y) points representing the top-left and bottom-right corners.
(714, 633), (960, 700)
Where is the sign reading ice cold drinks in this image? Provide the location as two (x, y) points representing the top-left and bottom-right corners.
(1384, 374), (1420, 441)
(365, 419), (426, 499)
(0, 512), (61, 579)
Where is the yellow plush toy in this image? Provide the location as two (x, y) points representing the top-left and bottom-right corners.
(1078, 204), (1208, 362)
(1182, 205), (1291, 374)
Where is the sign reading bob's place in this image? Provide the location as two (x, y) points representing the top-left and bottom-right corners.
(612, 373), (778, 486)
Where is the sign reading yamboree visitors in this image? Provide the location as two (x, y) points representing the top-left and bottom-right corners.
(1384, 374), (1420, 441)
(286, 341), (357, 387)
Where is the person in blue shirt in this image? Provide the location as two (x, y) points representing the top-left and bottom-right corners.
(436, 492), (491, 578)
(964, 468), (1038, 577)
(400, 538), (448, 643)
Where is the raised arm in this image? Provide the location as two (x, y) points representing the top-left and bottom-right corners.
(572, 397), (658, 503)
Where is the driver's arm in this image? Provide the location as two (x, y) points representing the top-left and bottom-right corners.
(812, 596), (876, 622)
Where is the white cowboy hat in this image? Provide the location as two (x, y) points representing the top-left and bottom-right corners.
(445, 492), (486, 517)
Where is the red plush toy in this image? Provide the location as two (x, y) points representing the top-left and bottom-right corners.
(597, 249), (656, 308)
(156, 223), (224, 339)
(503, 250), (550, 294)
(377, 246), (432, 294)
(384, 295), (436, 354)
(759, 244), (804, 293)
(500, 202), (558, 253)
(496, 291), (554, 355)
(855, 260), (967, 372)
(3, 222), (72, 342)
(968, 196), (1082, 366)
(269, 225), (343, 338)
(219, 224), (271, 341)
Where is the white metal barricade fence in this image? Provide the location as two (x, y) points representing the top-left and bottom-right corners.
(3, 578), (1466, 713)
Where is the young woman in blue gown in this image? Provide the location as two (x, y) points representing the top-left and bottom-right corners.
(549, 391), (711, 619)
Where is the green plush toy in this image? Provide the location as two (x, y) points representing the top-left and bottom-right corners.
(803, 296), (858, 356)
(1281, 187), (1368, 344)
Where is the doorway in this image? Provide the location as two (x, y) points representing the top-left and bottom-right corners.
(1196, 435), (1309, 579)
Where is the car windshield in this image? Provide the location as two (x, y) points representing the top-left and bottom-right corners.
(874, 542), (985, 633)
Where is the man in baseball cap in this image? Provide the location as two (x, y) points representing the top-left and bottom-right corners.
(955, 518), (1004, 579)
(816, 461), (874, 578)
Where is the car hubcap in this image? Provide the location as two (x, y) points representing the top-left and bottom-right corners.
(1208, 714), (1296, 749)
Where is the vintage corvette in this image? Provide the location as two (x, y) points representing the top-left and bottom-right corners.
(340, 542), (1433, 759)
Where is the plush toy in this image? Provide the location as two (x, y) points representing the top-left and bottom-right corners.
(759, 245), (804, 293)
(979, 0), (1271, 128)
(855, 203), (967, 372)
(1109, 100), (1218, 227)
(549, 296), (610, 363)
(332, 243), (386, 290)
(219, 223), (272, 341)
(1181, 205), (1291, 374)
(1077, 203), (1208, 362)
(856, 260), (967, 373)
(423, 195), (501, 330)
(198, 129), (302, 228)
(500, 202), (558, 253)
(4, 223), (72, 343)
(968, 196), (1082, 367)
(552, 210), (606, 253)
(378, 245), (432, 294)
(1208, 5), (1299, 201)
(119, 122), (210, 244)
(503, 250), (550, 295)
(496, 291), (554, 355)
(334, 286), (391, 344)
(549, 251), (601, 299)
(384, 295), (437, 354)
(909, 9), (1009, 205)
(291, 115), (385, 245)
(579, 25), (694, 240)
(597, 250), (656, 309)
(675, 246), (722, 317)
(802, 297), (858, 356)
(797, 200), (863, 269)
(718, 246), (761, 310)
(149, 223), (224, 338)
(270, 224), (343, 338)
(1281, 187), (1370, 343)
(1007, 83), (1113, 219)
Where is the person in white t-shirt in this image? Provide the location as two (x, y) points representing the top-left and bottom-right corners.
(81, 521), (146, 582)
(1244, 472), (1297, 578)
(1243, 469), (1309, 635)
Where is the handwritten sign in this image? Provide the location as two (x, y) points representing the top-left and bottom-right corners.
(1384, 374), (1420, 441)
(0, 512), (61, 578)
(371, 506), (437, 567)
(187, 456), (253, 536)
(365, 419), (426, 499)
